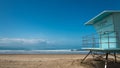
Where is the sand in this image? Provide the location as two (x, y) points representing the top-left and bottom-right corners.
(0, 54), (120, 68)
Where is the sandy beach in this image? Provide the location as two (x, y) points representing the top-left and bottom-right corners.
(0, 54), (120, 68)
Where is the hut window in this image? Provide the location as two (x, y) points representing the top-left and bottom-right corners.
(101, 20), (107, 26)
(96, 20), (107, 27)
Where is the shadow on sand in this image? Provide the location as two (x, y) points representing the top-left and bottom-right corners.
(81, 58), (120, 68)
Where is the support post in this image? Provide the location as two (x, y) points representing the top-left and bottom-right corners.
(81, 50), (92, 63)
(114, 51), (117, 63)
(105, 53), (109, 68)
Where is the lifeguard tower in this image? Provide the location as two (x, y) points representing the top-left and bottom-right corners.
(81, 11), (120, 68)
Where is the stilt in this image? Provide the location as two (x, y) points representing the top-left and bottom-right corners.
(81, 50), (92, 63)
(114, 51), (117, 63)
(105, 53), (108, 68)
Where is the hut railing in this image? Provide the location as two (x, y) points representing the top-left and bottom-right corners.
(82, 31), (120, 49)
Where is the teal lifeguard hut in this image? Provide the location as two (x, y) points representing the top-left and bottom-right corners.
(81, 10), (120, 68)
(85, 10), (120, 49)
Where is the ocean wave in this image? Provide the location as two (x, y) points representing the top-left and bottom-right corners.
(0, 50), (89, 54)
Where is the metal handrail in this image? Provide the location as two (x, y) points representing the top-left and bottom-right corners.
(82, 31), (119, 48)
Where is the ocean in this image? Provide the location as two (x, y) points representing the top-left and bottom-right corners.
(0, 50), (88, 54)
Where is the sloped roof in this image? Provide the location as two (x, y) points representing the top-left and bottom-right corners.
(85, 10), (120, 25)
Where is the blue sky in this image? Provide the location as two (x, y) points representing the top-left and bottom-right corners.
(0, 0), (120, 50)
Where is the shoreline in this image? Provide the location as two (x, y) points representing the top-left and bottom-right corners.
(0, 53), (87, 55)
(0, 50), (89, 54)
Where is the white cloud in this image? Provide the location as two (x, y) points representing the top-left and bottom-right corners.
(0, 38), (49, 45)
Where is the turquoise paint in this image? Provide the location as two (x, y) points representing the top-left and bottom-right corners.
(93, 13), (112, 24)
(93, 14), (117, 49)
(100, 32), (117, 49)
(85, 11), (120, 49)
